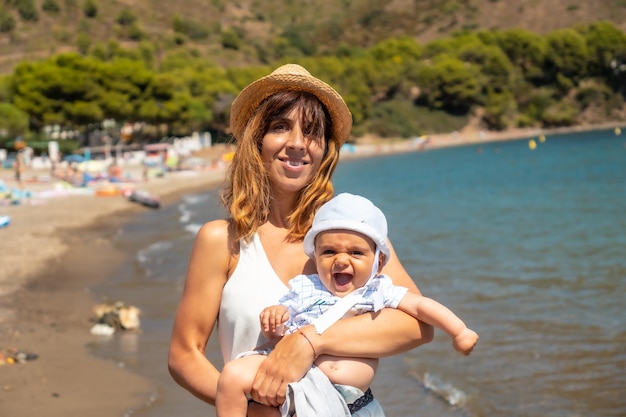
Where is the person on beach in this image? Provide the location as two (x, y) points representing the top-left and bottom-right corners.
(215, 193), (479, 417)
(13, 150), (25, 190)
(107, 158), (124, 182)
(167, 63), (434, 416)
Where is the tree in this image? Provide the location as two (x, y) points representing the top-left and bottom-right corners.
(482, 89), (518, 130)
(97, 58), (154, 121)
(544, 29), (589, 84)
(83, 0), (97, 18)
(15, 0), (39, 21)
(42, 0), (61, 13)
(492, 29), (548, 84)
(134, 72), (192, 132)
(221, 29), (242, 50)
(9, 54), (106, 131)
(421, 32), (483, 59)
(0, 9), (15, 33)
(0, 102), (29, 136)
(116, 8), (136, 26)
(584, 21), (626, 92)
(368, 37), (422, 62)
(282, 24), (317, 56)
(517, 87), (557, 126)
(294, 57), (373, 125)
(170, 93), (212, 134)
(63, 100), (103, 126)
(541, 99), (578, 127)
(366, 99), (424, 138)
(457, 42), (515, 94)
(416, 55), (481, 113)
(172, 15), (210, 40)
(10, 61), (66, 129)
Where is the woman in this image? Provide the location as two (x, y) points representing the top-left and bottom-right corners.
(168, 64), (434, 415)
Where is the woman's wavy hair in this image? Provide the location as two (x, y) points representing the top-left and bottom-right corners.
(222, 90), (341, 243)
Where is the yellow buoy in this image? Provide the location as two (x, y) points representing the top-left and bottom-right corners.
(539, 134), (546, 143)
(615, 127), (622, 135)
(528, 139), (537, 150)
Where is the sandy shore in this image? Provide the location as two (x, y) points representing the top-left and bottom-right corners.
(0, 122), (623, 416)
(0, 145), (229, 416)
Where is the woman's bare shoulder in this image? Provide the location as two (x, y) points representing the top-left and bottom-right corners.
(195, 218), (239, 256)
(198, 218), (231, 236)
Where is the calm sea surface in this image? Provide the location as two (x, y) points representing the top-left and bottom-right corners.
(91, 129), (626, 417)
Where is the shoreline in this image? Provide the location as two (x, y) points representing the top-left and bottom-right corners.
(1, 122), (624, 416)
(0, 147), (228, 416)
(0, 212), (158, 416)
(347, 121), (625, 157)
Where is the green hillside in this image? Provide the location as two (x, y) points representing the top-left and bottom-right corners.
(1, 0), (625, 150)
(0, 0), (625, 74)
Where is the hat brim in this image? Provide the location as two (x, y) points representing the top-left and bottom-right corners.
(303, 219), (391, 266)
(230, 64), (352, 145)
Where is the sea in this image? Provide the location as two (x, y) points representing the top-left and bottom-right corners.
(89, 128), (626, 417)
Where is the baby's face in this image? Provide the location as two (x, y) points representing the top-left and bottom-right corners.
(314, 229), (378, 297)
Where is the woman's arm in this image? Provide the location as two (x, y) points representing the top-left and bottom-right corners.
(249, 238), (434, 406)
(168, 220), (232, 405)
(315, 237), (434, 355)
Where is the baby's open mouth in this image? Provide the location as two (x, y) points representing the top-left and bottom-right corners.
(333, 273), (352, 286)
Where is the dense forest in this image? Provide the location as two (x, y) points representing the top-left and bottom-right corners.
(0, 0), (625, 153)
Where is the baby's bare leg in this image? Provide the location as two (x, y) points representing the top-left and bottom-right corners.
(314, 355), (378, 392)
(216, 354), (268, 417)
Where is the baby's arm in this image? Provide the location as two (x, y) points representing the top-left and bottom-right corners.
(397, 294), (478, 355)
(259, 305), (290, 341)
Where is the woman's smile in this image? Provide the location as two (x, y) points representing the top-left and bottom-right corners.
(279, 157), (307, 168)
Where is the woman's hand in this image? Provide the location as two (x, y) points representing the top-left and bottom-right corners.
(249, 330), (315, 407)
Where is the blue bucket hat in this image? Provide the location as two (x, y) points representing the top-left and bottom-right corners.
(304, 193), (390, 266)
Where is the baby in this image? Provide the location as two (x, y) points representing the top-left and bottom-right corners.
(216, 193), (479, 417)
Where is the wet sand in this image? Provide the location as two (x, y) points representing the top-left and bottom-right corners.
(0, 122), (623, 416)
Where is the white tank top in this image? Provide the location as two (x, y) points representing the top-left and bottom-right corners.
(218, 233), (289, 363)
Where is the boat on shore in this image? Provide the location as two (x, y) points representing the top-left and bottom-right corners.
(125, 189), (160, 209)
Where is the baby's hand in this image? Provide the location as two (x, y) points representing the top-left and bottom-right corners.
(259, 305), (289, 335)
(453, 328), (479, 356)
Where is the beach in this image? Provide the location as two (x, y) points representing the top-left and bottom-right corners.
(0, 122), (623, 417)
(0, 145), (229, 416)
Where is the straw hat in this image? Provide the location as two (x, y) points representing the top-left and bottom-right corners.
(230, 64), (353, 145)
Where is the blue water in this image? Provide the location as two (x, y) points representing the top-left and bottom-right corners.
(92, 129), (626, 417)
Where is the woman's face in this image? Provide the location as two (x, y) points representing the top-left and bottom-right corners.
(261, 107), (327, 194)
